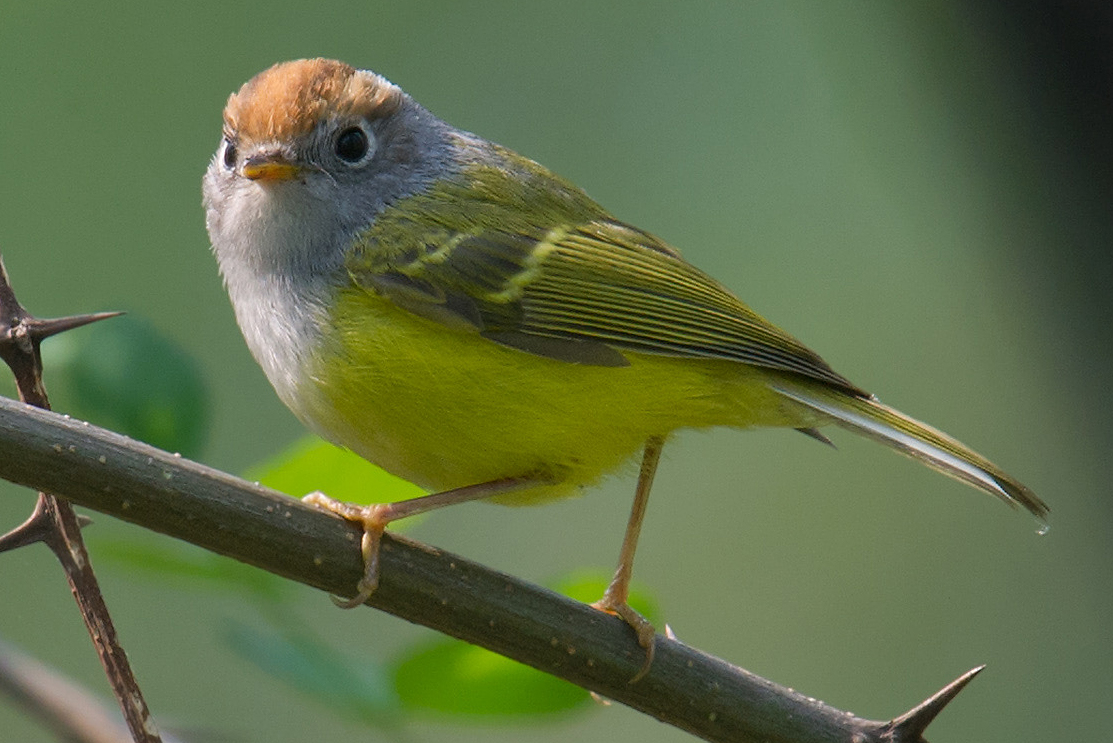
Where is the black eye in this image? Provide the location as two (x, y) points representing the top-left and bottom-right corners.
(335, 127), (370, 163)
(222, 139), (237, 169)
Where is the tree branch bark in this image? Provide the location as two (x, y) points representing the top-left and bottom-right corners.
(0, 395), (980, 742)
(0, 257), (159, 743)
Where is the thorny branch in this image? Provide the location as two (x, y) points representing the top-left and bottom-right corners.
(0, 390), (985, 743)
(0, 256), (160, 743)
(0, 253), (995, 742)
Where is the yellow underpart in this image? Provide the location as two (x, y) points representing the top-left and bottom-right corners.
(302, 287), (819, 505)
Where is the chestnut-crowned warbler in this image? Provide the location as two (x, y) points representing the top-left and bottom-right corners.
(203, 59), (1047, 673)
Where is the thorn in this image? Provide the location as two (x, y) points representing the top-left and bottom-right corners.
(795, 427), (836, 448)
(886, 665), (985, 741)
(0, 497), (93, 555)
(0, 497), (54, 553)
(0, 254), (122, 345)
(0, 256), (31, 320)
(0, 255), (15, 290)
(32, 311), (124, 341)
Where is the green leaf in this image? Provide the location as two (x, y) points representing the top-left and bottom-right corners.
(247, 435), (425, 508)
(551, 569), (660, 625)
(390, 570), (659, 720)
(38, 314), (210, 457)
(94, 438), (426, 598)
(392, 639), (590, 719)
(225, 616), (403, 728)
(93, 537), (290, 602)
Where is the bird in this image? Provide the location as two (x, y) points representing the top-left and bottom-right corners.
(203, 58), (1047, 678)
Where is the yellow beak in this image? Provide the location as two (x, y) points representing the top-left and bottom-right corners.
(242, 155), (302, 182)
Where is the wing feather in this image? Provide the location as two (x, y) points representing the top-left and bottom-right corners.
(348, 156), (864, 395)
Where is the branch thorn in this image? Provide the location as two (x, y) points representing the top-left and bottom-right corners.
(885, 665), (985, 741)
(0, 495), (94, 554)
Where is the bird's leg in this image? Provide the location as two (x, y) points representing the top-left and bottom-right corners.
(592, 435), (665, 683)
(304, 475), (542, 609)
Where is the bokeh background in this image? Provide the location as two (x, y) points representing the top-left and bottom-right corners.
(2, 2), (1110, 741)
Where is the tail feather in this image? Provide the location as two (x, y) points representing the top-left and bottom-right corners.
(772, 382), (1048, 521)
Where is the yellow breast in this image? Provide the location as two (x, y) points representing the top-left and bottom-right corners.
(301, 287), (811, 504)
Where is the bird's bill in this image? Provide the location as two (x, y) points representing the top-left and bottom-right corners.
(242, 155), (302, 182)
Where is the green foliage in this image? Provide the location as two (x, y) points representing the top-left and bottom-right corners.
(247, 435), (425, 507)
(553, 571), (659, 622)
(389, 571), (656, 719)
(385, 571), (656, 719)
(99, 529), (657, 726)
(223, 617), (403, 729)
(91, 433), (661, 728)
(38, 314), (210, 457)
(392, 639), (589, 718)
(94, 538), (292, 603)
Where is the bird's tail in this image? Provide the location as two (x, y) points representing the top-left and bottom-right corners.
(771, 380), (1048, 522)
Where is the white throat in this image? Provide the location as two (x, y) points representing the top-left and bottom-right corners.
(205, 171), (345, 419)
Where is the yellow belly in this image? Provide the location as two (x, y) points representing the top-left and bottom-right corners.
(300, 288), (814, 504)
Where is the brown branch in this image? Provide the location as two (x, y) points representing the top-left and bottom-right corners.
(0, 257), (160, 743)
(0, 394), (982, 742)
(0, 638), (195, 743)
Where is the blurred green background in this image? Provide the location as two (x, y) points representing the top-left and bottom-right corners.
(2, 2), (1111, 741)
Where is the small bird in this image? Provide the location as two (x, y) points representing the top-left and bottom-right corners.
(203, 59), (1047, 676)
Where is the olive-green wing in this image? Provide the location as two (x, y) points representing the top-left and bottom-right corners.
(347, 160), (863, 395)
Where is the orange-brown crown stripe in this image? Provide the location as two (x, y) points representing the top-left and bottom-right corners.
(223, 58), (402, 144)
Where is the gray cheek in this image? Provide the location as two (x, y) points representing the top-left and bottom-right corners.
(303, 174), (338, 202)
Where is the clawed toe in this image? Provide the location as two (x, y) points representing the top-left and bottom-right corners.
(591, 595), (657, 683)
(303, 492), (389, 608)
